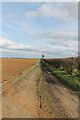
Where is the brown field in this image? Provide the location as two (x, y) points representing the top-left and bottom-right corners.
(2, 58), (38, 81)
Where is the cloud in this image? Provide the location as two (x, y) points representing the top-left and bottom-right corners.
(33, 30), (77, 40)
(32, 29), (78, 56)
(1, 2), (78, 58)
(26, 2), (78, 22)
(0, 37), (30, 50)
(49, 40), (78, 52)
(0, 37), (77, 58)
(0, 37), (42, 57)
(0, 37), (55, 55)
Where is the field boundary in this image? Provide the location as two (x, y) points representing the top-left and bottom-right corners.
(41, 60), (80, 92)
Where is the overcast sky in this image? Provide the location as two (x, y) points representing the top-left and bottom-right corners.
(0, 2), (78, 58)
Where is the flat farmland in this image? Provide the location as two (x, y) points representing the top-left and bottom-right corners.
(2, 58), (38, 81)
(2, 58), (78, 118)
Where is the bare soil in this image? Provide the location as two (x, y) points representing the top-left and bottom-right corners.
(2, 59), (78, 118)
(2, 62), (39, 118)
(2, 58), (38, 81)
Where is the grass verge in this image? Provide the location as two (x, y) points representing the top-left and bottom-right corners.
(41, 60), (80, 92)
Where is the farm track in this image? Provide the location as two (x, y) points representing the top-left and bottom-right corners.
(2, 62), (40, 118)
(39, 66), (78, 118)
(2, 60), (78, 118)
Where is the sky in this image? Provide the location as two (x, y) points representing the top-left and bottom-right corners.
(0, 2), (78, 58)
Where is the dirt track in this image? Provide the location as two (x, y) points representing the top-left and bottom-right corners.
(39, 67), (78, 118)
(2, 62), (39, 118)
(2, 60), (78, 118)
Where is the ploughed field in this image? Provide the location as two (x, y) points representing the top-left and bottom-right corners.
(2, 58), (38, 82)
